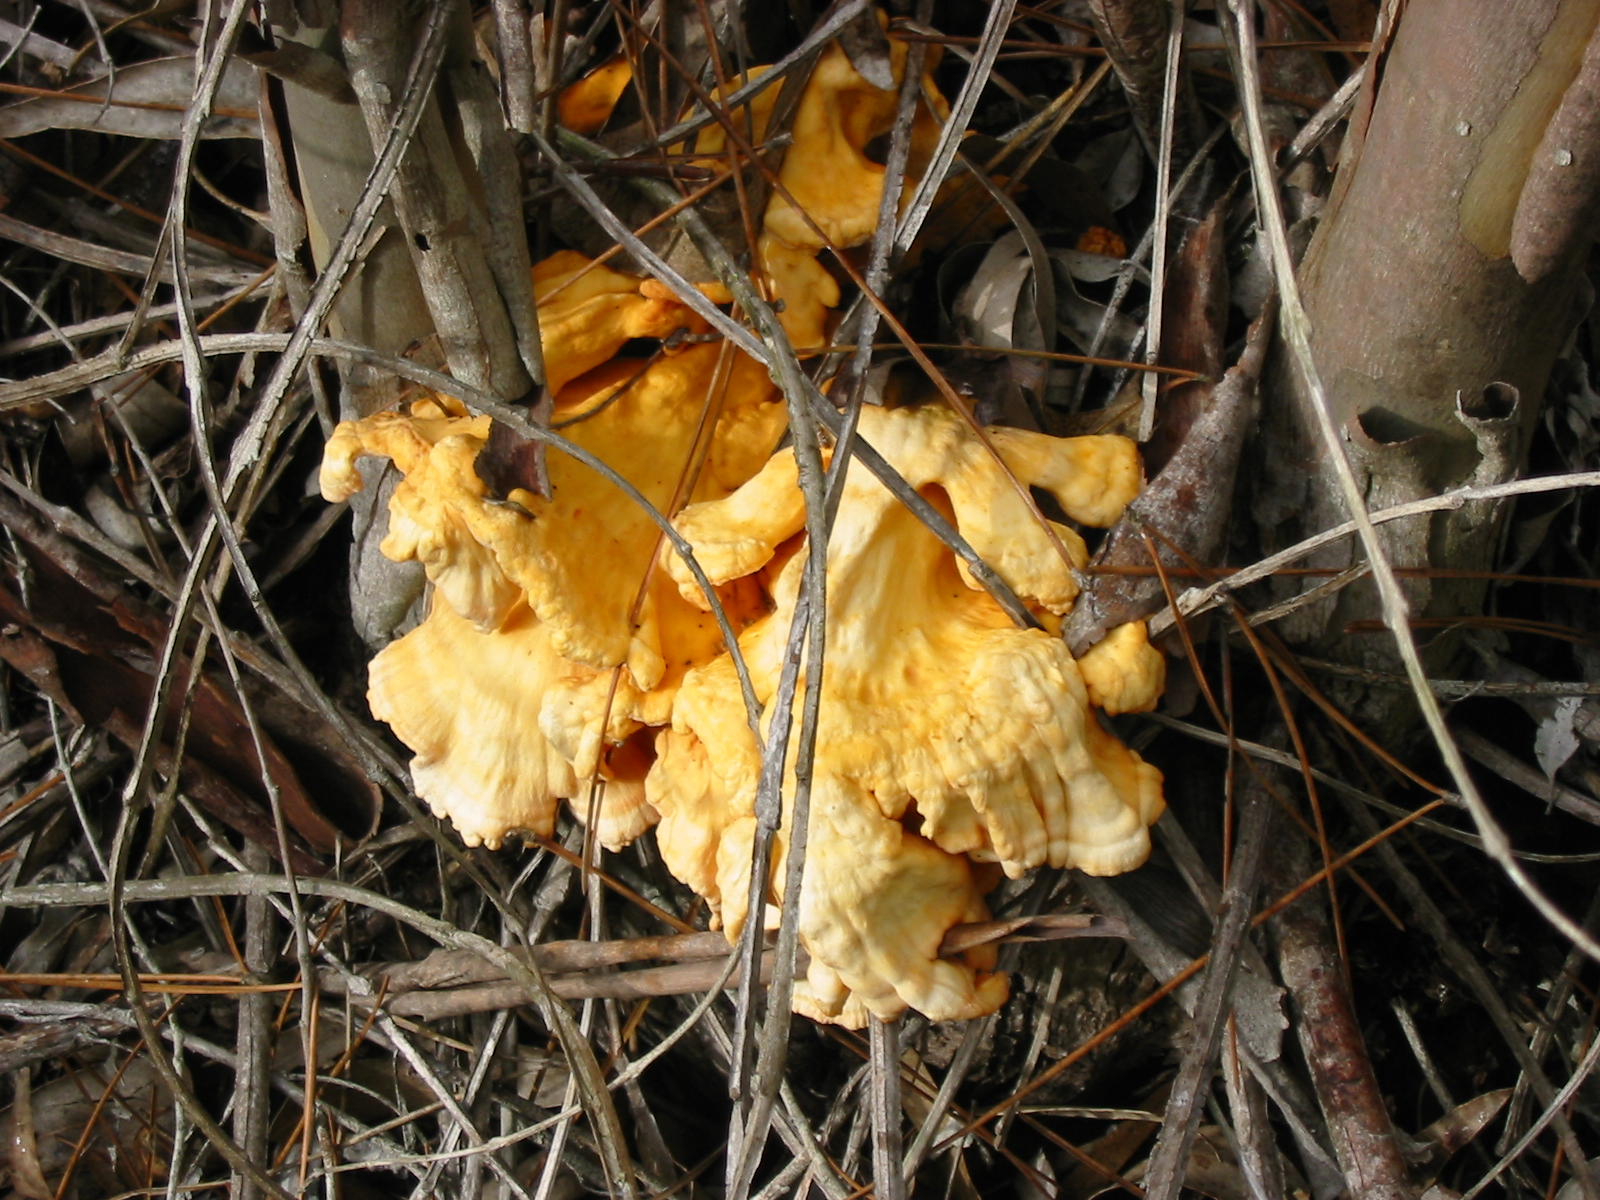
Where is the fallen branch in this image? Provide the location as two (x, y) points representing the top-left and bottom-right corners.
(317, 914), (1128, 1018)
(1268, 831), (1415, 1200)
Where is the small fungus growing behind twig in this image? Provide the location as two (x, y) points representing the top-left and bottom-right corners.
(557, 55), (633, 136)
(648, 403), (1166, 1025)
(758, 21), (947, 253)
(760, 27), (947, 348)
(684, 20), (947, 349)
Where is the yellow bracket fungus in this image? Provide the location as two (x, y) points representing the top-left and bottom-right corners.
(322, 25), (1170, 1027)
(320, 257), (784, 848)
(533, 250), (718, 394)
(647, 404), (1165, 1025)
(759, 27), (947, 347)
(759, 24), (947, 253)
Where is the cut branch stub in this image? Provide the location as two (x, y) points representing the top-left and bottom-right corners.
(1066, 302), (1272, 656)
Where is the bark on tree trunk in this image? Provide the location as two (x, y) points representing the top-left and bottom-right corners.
(341, 0), (533, 402)
(268, 0), (547, 647)
(264, 4), (438, 647)
(264, 6), (437, 418)
(1254, 0), (1600, 721)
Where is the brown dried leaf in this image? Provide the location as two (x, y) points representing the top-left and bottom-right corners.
(474, 393), (554, 501)
(839, 7), (895, 91)
(1060, 1085), (1166, 1200)
(0, 547), (345, 868)
(1145, 196), (1230, 474)
(1412, 1088), (1512, 1174)
(1064, 303), (1274, 656)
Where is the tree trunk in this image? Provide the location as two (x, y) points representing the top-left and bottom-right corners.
(1253, 0), (1600, 720)
(267, 0), (546, 647)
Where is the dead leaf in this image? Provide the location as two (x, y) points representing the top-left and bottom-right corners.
(955, 234), (1033, 350)
(936, 352), (1039, 430)
(1016, 1148), (1060, 1200)
(899, 1046), (963, 1150)
(1411, 1088), (1511, 1177)
(1121, 1128), (1249, 1200)
(1145, 195), (1232, 475)
(1076, 127), (1144, 213)
(953, 233), (1143, 371)
(1053, 248), (1146, 286)
(474, 394), (554, 502)
(1536, 697), (1583, 779)
(0, 544), (350, 870)
(1182, 1130), (1252, 1200)
(238, 27), (355, 105)
(1052, 253), (1142, 358)
(3, 1057), (172, 1193)
(839, 7), (895, 91)
(1013, 153), (1123, 246)
(1060, 1083), (1167, 1200)
(1556, 1159), (1600, 1200)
